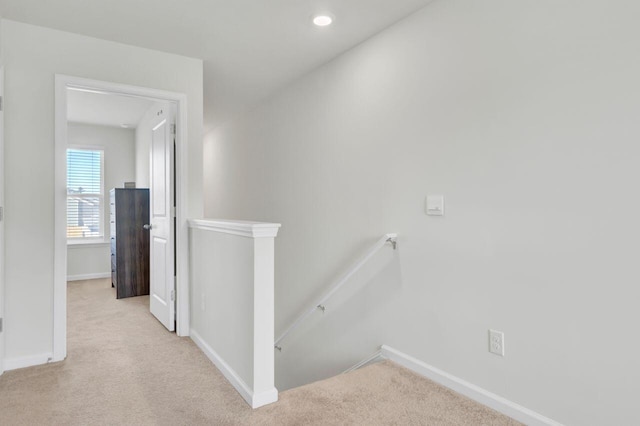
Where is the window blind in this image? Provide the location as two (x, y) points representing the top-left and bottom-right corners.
(67, 148), (104, 240)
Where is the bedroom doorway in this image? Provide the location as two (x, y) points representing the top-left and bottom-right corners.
(53, 76), (190, 362)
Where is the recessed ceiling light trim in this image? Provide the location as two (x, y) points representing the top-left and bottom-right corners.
(312, 14), (334, 27)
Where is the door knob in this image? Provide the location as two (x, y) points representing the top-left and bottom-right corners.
(143, 224), (153, 230)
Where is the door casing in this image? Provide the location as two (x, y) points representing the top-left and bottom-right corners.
(0, 67), (5, 375)
(53, 75), (190, 362)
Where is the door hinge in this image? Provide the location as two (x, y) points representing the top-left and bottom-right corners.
(170, 123), (176, 135)
(0, 96), (3, 112)
(171, 290), (175, 302)
(0, 206), (3, 222)
(0, 318), (3, 333)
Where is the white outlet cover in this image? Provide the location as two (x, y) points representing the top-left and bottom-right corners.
(489, 329), (505, 356)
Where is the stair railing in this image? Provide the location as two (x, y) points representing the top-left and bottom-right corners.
(274, 233), (398, 351)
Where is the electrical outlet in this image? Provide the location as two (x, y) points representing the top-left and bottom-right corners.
(489, 329), (504, 356)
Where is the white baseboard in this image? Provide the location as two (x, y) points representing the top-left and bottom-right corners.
(190, 329), (278, 409)
(67, 272), (110, 282)
(342, 349), (385, 374)
(4, 352), (54, 371)
(252, 387), (279, 408)
(380, 345), (563, 426)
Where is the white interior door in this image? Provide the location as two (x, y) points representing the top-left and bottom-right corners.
(0, 67), (5, 373)
(149, 104), (175, 331)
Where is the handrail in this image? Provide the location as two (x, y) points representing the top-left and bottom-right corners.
(274, 233), (397, 350)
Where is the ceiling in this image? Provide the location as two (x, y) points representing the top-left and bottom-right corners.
(67, 89), (155, 129)
(0, 0), (434, 132)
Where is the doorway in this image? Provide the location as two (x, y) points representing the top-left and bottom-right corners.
(53, 76), (190, 362)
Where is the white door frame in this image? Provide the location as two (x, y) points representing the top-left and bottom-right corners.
(0, 67), (5, 375)
(54, 75), (190, 362)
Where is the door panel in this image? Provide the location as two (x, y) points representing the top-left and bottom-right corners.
(149, 104), (175, 331)
(152, 237), (167, 301)
(152, 133), (166, 216)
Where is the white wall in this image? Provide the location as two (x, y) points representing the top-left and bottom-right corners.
(66, 123), (135, 279)
(2, 19), (202, 362)
(190, 229), (255, 388)
(204, 1), (640, 424)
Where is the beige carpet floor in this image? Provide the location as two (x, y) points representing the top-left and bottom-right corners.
(0, 279), (519, 425)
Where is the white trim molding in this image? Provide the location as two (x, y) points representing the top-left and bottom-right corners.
(67, 241), (109, 248)
(342, 348), (385, 375)
(4, 353), (54, 371)
(67, 273), (111, 282)
(54, 74), (192, 364)
(0, 67), (4, 376)
(188, 218), (281, 238)
(380, 345), (564, 426)
(190, 330), (278, 409)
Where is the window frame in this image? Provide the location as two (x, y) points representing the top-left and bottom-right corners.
(66, 145), (106, 245)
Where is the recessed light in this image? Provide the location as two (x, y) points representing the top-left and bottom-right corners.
(313, 14), (334, 27)
(121, 123), (131, 128)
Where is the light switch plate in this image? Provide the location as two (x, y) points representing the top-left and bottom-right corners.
(426, 195), (444, 216)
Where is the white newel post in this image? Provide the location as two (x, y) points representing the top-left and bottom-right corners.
(188, 219), (280, 409)
(252, 236), (278, 407)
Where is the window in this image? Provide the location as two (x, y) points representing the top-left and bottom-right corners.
(67, 148), (104, 242)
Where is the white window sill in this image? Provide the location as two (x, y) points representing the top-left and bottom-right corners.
(67, 239), (109, 248)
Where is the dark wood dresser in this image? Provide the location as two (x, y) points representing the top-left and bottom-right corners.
(110, 188), (150, 299)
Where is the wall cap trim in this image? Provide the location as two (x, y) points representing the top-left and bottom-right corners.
(188, 218), (281, 238)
